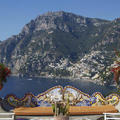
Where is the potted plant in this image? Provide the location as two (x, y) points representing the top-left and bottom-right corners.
(0, 63), (11, 90)
(52, 98), (69, 120)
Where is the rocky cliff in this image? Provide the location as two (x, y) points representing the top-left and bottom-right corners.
(0, 11), (120, 85)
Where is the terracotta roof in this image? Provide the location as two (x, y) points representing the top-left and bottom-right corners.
(14, 105), (118, 116)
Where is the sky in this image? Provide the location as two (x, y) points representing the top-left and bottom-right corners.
(0, 0), (120, 41)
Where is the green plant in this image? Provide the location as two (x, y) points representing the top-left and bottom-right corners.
(52, 97), (69, 116)
(0, 63), (11, 90)
(111, 50), (120, 87)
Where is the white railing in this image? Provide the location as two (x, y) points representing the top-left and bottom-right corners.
(0, 113), (15, 120)
(104, 113), (120, 120)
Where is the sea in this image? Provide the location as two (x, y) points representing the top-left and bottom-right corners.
(0, 76), (117, 98)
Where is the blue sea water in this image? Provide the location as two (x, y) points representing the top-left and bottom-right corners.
(0, 76), (116, 98)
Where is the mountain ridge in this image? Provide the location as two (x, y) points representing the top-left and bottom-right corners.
(0, 11), (119, 85)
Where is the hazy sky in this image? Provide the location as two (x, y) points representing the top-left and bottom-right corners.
(0, 0), (120, 41)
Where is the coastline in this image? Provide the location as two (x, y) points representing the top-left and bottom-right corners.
(10, 74), (98, 84)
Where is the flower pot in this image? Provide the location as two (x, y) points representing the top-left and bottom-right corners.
(54, 116), (69, 120)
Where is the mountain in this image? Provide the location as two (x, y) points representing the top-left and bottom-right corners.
(0, 11), (119, 85)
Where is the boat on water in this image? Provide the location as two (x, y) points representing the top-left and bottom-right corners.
(27, 78), (32, 81)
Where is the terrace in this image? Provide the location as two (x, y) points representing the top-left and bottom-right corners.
(0, 86), (119, 120)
